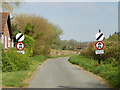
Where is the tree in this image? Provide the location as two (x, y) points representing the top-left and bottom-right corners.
(109, 35), (111, 37)
(24, 23), (34, 35)
(1, 0), (21, 12)
(13, 14), (63, 55)
(68, 39), (78, 50)
(60, 39), (78, 51)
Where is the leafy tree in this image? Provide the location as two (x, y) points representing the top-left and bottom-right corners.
(68, 39), (78, 50)
(13, 14), (63, 55)
(24, 23), (34, 35)
(60, 39), (78, 51)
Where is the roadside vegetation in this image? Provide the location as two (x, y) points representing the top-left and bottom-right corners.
(1, 8), (77, 87)
(1, 1), (119, 88)
(0, 43), (2, 86)
(69, 55), (118, 88)
(2, 55), (47, 87)
(81, 33), (119, 62)
(12, 14), (63, 55)
(69, 33), (120, 88)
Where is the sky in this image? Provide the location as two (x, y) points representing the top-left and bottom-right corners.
(13, 1), (118, 42)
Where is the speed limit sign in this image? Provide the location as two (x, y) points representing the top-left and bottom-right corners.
(95, 41), (104, 50)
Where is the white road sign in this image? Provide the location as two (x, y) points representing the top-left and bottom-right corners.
(16, 33), (25, 42)
(17, 50), (25, 54)
(95, 50), (104, 54)
(16, 42), (25, 50)
(96, 32), (104, 41)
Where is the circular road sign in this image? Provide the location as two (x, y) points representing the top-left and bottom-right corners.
(95, 41), (104, 50)
(16, 42), (25, 50)
(96, 32), (104, 41)
(16, 33), (25, 42)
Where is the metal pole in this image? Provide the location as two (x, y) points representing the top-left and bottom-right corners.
(98, 54), (101, 64)
(99, 29), (101, 33)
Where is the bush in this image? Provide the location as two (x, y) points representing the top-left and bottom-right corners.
(0, 43), (2, 71)
(22, 35), (35, 55)
(81, 41), (119, 64)
(14, 34), (35, 56)
(2, 48), (30, 72)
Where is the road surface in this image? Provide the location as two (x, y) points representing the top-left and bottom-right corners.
(29, 57), (108, 88)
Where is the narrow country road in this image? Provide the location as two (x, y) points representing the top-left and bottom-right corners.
(28, 57), (108, 88)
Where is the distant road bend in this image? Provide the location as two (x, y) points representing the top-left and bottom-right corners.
(29, 57), (108, 88)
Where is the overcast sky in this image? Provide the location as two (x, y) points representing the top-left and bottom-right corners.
(14, 2), (118, 42)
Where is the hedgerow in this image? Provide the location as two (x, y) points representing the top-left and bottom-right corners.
(69, 55), (119, 88)
(2, 48), (30, 72)
(81, 34), (119, 64)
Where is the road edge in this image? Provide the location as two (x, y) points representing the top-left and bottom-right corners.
(67, 58), (112, 88)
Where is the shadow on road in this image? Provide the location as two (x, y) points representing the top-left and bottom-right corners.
(57, 86), (116, 90)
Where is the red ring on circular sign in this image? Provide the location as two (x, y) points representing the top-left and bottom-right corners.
(95, 41), (104, 50)
(16, 42), (25, 50)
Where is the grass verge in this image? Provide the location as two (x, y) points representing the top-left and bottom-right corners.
(68, 55), (119, 88)
(2, 55), (47, 87)
(47, 54), (75, 58)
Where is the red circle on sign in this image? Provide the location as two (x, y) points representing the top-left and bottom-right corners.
(16, 42), (25, 50)
(95, 41), (104, 50)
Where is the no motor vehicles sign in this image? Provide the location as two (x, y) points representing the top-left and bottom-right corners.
(16, 42), (25, 50)
(95, 41), (104, 50)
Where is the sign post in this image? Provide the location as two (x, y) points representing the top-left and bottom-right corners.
(95, 30), (105, 64)
(98, 54), (100, 64)
(16, 33), (25, 54)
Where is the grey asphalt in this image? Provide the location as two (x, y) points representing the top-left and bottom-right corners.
(28, 57), (108, 88)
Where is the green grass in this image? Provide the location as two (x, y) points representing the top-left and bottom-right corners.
(68, 55), (119, 88)
(2, 55), (47, 87)
(0, 43), (2, 86)
(47, 54), (74, 59)
(29, 55), (47, 71)
(1, 54), (71, 87)
(2, 71), (28, 87)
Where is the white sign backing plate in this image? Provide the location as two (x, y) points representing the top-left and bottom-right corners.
(95, 50), (104, 54)
(17, 50), (25, 54)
